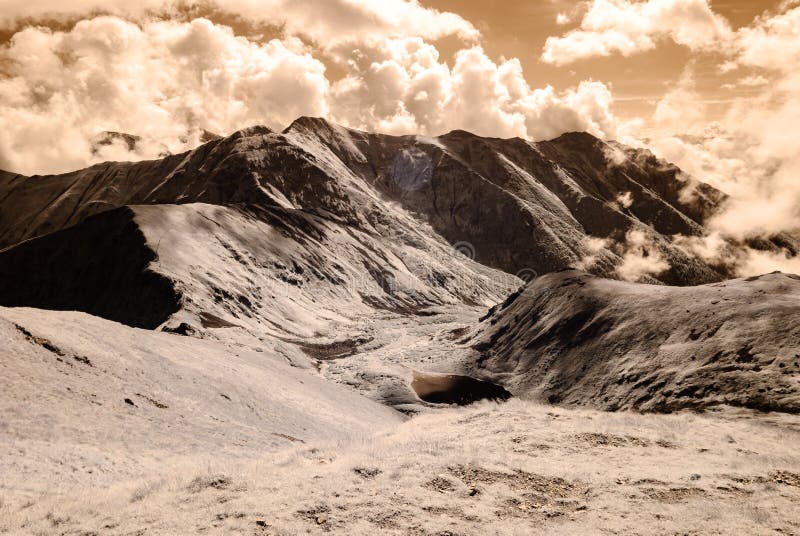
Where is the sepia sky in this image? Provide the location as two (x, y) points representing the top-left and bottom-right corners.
(426, 0), (784, 120)
(0, 0), (798, 255)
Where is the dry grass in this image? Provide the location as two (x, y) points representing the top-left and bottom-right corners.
(2, 400), (799, 535)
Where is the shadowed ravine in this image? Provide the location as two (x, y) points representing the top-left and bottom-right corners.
(411, 370), (512, 405)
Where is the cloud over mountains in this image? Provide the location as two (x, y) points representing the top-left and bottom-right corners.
(0, 1), (619, 175)
(1, 0), (800, 275)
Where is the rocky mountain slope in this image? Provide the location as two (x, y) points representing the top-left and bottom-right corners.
(0, 118), (746, 345)
(1, 119), (798, 414)
(2, 119), (799, 535)
(468, 270), (800, 413)
(0, 200), (513, 336)
(0, 118), (729, 291)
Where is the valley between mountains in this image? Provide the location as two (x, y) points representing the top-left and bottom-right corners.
(1, 119), (798, 535)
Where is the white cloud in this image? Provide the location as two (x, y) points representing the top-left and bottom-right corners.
(0, 17), (330, 174)
(737, 248), (800, 277)
(646, 71), (800, 242)
(0, 0), (480, 45)
(652, 69), (706, 129)
(331, 39), (621, 140)
(634, 3), (800, 276)
(0, 18), (624, 174)
(574, 230), (670, 281)
(737, 74), (769, 87)
(615, 229), (670, 281)
(542, 0), (731, 65)
(733, 4), (800, 71)
(574, 236), (611, 271)
(647, 108), (800, 258)
(616, 191), (634, 208)
(674, 231), (800, 277)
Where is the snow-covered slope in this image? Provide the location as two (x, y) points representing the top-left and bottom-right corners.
(133, 203), (513, 336)
(467, 270), (800, 413)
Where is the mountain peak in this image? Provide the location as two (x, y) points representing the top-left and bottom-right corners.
(230, 125), (274, 139)
(283, 116), (337, 134)
(440, 128), (485, 140)
(547, 130), (603, 147)
(199, 129), (223, 143)
(0, 119), (737, 286)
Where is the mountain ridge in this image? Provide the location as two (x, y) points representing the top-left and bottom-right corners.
(0, 117), (733, 286)
(466, 269), (800, 413)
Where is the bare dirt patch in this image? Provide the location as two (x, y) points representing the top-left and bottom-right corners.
(572, 432), (651, 447)
(446, 464), (589, 519)
(638, 487), (708, 503)
(187, 475), (233, 493)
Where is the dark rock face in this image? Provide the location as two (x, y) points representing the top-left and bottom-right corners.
(284, 120), (728, 285)
(467, 270), (800, 414)
(0, 208), (180, 329)
(0, 118), (731, 286)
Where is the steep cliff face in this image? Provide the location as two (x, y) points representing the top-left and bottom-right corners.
(0, 208), (179, 329)
(281, 119), (728, 285)
(467, 270), (800, 413)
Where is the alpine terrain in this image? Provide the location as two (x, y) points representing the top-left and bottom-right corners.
(1, 119), (799, 535)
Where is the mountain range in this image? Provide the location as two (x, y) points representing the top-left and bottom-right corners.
(1, 118), (798, 410)
(0, 117), (742, 332)
(2, 118), (800, 534)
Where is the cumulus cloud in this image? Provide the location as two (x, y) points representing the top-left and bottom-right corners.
(0, 0), (480, 45)
(542, 0), (731, 65)
(0, 17), (330, 174)
(0, 13), (623, 174)
(733, 3), (800, 71)
(646, 6), (800, 241)
(651, 69), (707, 129)
(634, 3), (800, 276)
(331, 39), (620, 140)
